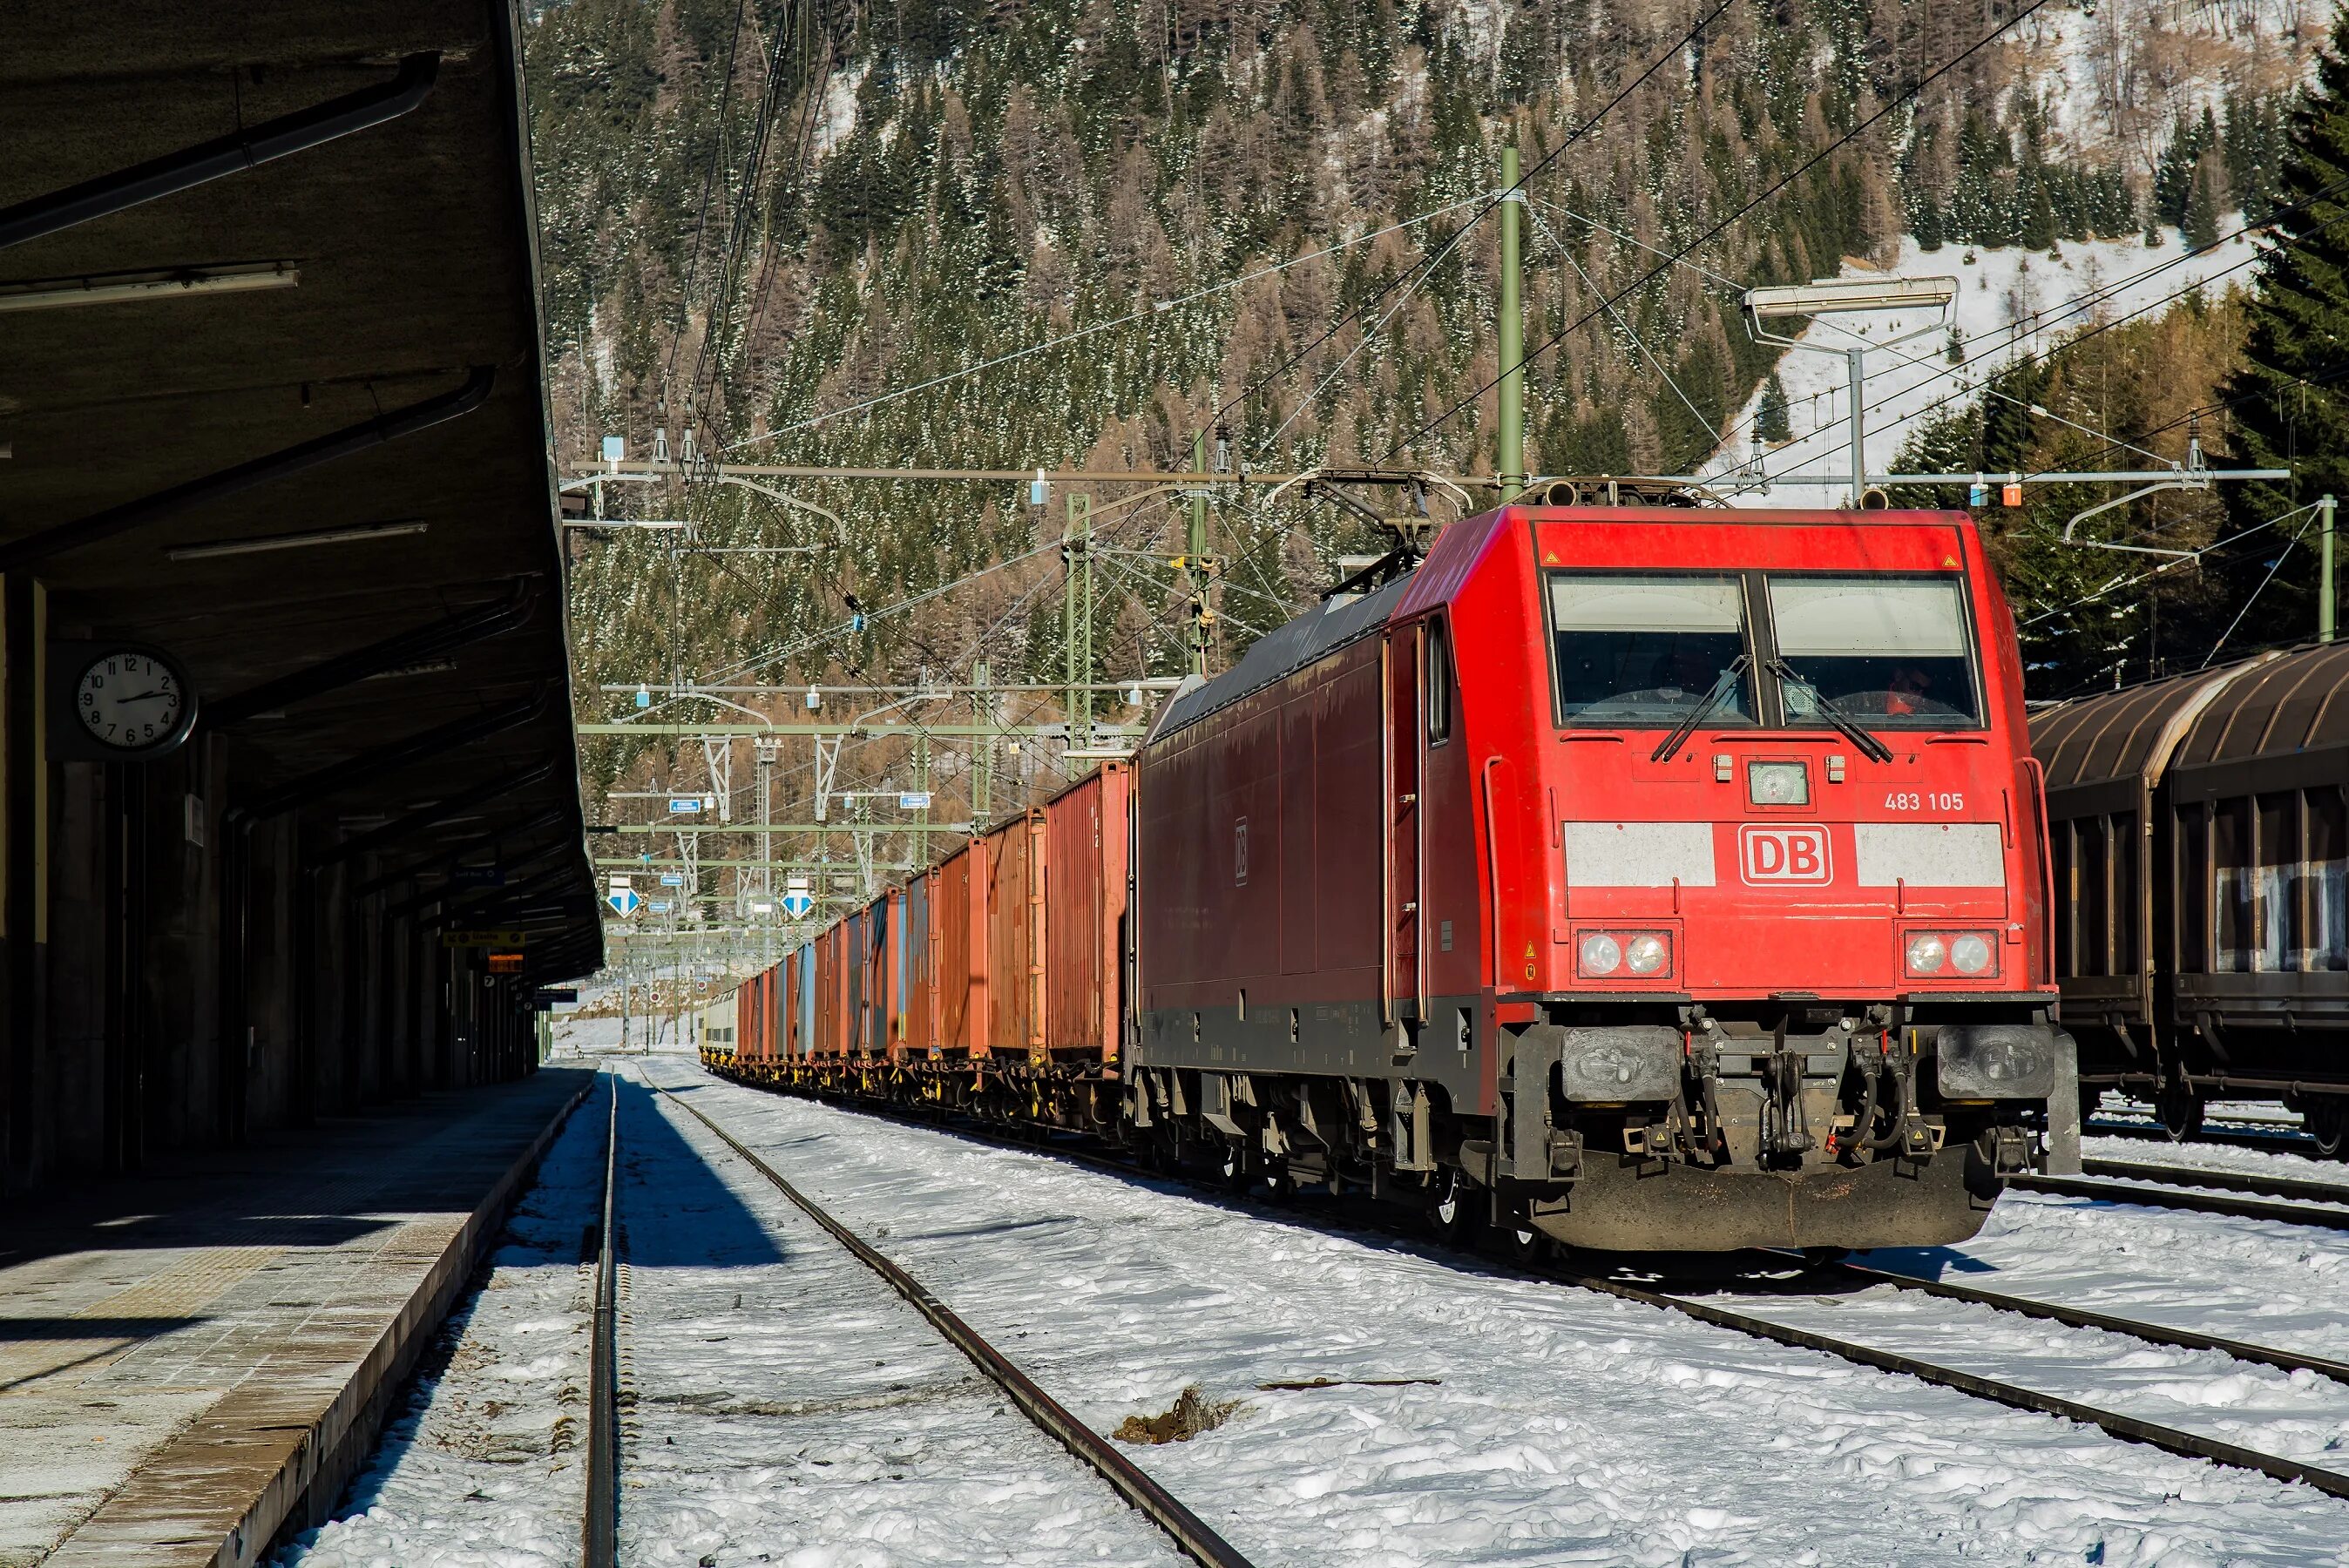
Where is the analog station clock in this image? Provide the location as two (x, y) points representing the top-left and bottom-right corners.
(48, 641), (200, 761)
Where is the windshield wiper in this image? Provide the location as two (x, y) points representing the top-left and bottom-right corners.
(1766, 657), (1894, 764)
(1651, 652), (1752, 763)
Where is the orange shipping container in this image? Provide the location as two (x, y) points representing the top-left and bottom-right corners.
(984, 810), (1045, 1057)
(1041, 763), (1129, 1062)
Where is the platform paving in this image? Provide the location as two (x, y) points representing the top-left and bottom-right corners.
(0, 1068), (593, 1568)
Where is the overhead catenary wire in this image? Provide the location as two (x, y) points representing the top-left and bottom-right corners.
(2201, 512), (2318, 667)
(2017, 501), (2319, 630)
(721, 197), (1488, 451)
(1218, 0), (1739, 436)
(1523, 201), (1723, 449)
(1384, 0), (2060, 463)
(1734, 183), (2349, 497)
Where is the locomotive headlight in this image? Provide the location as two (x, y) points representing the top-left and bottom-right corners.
(1576, 930), (1671, 979)
(1748, 760), (1810, 806)
(1949, 932), (1996, 976)
(1905, 930), (2000, 978)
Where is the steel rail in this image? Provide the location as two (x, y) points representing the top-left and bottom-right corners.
(717, 1064), (2349, 1504)
(2080, 1159), (2349, 1206)
(2010, 1173), (2349, 1233)
(647, 1080), (1259, 1568)
(583, 1078), (619, 1568)
(1559, 1264), (2349, 1500)
(2086, 1118), (2314, 1154)
(1801, 1257), (2349, 1387)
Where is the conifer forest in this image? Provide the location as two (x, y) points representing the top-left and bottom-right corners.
(525, 0), (2343, 812)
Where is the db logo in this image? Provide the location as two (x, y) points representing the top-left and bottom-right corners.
(1740, 824), (1831, 885)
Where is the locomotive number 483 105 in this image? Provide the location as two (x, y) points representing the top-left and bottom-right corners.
(1885, 791), (1964, 811)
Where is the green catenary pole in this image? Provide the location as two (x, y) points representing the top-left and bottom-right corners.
(1498, 144), (1527, 498)
(2322, 493), (2338, 644)
(1188, 429), (1209, 678)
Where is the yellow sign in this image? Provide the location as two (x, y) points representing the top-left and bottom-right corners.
(443, 929), (527, 948)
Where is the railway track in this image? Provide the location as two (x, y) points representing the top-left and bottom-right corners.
(2009, 1164), (2349, 1232)
(584, 1076), (619, 1568)
(2087, 1117), (2318, 1154)
(579, 1070), (1256, 1568)
(709, 1067), (2349, 1506)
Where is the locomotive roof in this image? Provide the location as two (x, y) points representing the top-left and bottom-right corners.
(1152, 572), (1412, 739)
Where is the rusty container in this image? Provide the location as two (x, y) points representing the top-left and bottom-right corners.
(903, 871), (935, 1058)
(935, 839), (986, 1056)
(983, 810), (1046, 1057)
(1040, 763), (1129, 1062)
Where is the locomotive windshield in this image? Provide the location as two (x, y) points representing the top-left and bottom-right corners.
(1766, 574), (1980, 727)
(1549, 572), (1757, 724)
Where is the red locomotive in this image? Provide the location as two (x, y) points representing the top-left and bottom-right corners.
(711, 500), (2071, 1252)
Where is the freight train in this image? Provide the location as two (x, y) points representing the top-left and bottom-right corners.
(704, 499), (2076, 1251)
(2032, 639), (2349, 1153)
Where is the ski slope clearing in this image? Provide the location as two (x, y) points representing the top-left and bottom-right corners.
(1704, 226), (2260, 510)
(648, 1064), (2349, 1567)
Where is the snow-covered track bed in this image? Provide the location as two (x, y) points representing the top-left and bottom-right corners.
(2087, 1116), (2318, 1155)
(610, 1068), (1236, 1568)
(679, 1065), (2349, 1564)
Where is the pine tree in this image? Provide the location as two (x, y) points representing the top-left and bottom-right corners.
(2183, 151), (2225, 251)
(1757, 372), (1793, 443)
(2226, 10), (2349, 531)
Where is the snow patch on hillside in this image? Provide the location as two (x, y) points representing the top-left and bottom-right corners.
(2001, 0), (2319, 162)
(1703, 224), (2261, 509)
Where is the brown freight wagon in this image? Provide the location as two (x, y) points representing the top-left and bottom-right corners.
(903, 869), (937, 1059)
(934, 839), (986, 1057)
(984, 808), (1046, 1059)
(1041, 762), (1131, 1064)
(2032, 641), (2349, 1150)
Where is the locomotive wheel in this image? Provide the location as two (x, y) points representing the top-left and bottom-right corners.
(1218, 1142), (1251, 1193)
(2156, 1088), (2205, 1141)
(1427, 1169), (1480, 1248)
(2307, 1098), (2349, 1161)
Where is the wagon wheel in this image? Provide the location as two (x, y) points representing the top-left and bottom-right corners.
(1217, 1140), (1251, 1193)
(1426, 1168), (1481, 1248)
(2156, 1086), (2204, 1141)
(2306, 1097), (2349, 1161)
(1502, 1202), (1546, 1264)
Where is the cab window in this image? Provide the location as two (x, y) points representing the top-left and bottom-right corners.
(1764, 574), (1980, 727)
(1547, 571), (1755, 726)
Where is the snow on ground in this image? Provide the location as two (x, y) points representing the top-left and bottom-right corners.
(2082, 1132), (2346, 1184)
(607, 1070), (1182, 1567)
(645, 1063), (2349, 1567)
(1702, 226), (2261, 510)
(273, 1091), (604, 1568)
(2000, 0), (2319, 164)
(1853, 1180), (2349, 1377)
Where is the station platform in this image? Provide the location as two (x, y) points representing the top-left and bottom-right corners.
(0, 1067), (593, 1568)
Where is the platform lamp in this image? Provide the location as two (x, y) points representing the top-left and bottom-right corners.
(1741, 275), (1959, 509)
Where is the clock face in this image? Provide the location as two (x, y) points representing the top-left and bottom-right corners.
(77, 652), (186, 750)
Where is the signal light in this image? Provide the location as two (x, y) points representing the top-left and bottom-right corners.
(1578, 929), (1673, 979)
(1905, 929), (1998, 977)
